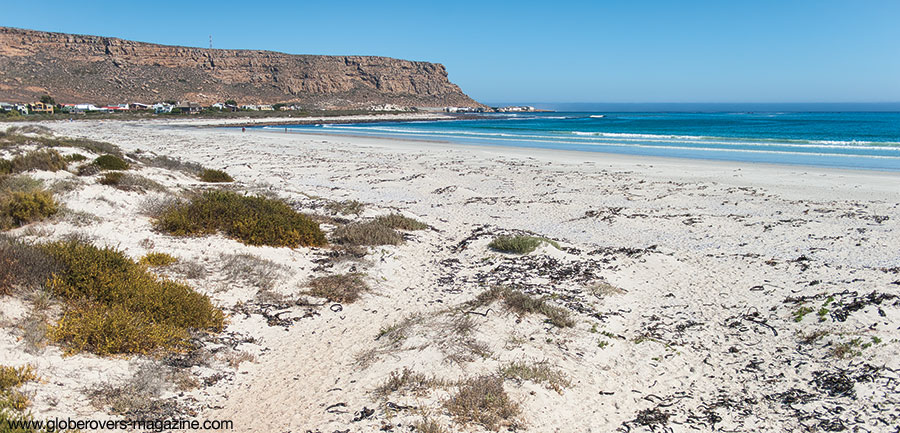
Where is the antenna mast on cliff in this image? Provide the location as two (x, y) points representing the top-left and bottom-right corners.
(209, 35), (213, 49)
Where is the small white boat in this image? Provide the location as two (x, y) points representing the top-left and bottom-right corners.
(589, 114), (606, 118)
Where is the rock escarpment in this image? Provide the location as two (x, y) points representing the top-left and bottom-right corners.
(0, 26), (481, 108)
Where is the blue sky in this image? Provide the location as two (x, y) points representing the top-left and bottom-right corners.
(3, 0), (899, 103)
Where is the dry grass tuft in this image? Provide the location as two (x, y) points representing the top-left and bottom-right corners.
(306, 273), (368, 303)
(332, 220), (402, 246)
(221, 253), (286, 291)
(468, 286), (575, 328)
(88, 363), (179, 418)
(325, 199), (365, 215)
(499, 361), (571, 394)
(444, 375), (520, 430)
(373, 213), (428, 230)
(374, 368), (446, 398)
(100, 172), (166, 193)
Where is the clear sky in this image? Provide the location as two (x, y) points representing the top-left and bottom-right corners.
(3, 0), (899, 103)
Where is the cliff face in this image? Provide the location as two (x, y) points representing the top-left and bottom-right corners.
(0, 27), (481, 108)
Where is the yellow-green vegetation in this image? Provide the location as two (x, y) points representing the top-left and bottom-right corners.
(0, 190), (58, 231)
(332, 220), (402, 246)
(444, 376), (520, 430)
(43, 239), (223, 355)
(1, 149), (69, 176)
(469, 286), (575, 328)
(306, 273), (368, 303)
(93, 154), (129, 171)
(488, 235), (559, 254)
(139, 252), (178, 267)
(499, 361), (570, 394)
(155, 190), (326, 247)
(198, 169), (233, 183)
(373, 213), (428, 230)
(0, 365), (39, 431)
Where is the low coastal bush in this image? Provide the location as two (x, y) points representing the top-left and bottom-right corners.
(488, 235), (559, 254)
(373, 213), (428, 231)
(468, 286), (574, 328)
(3, 149), (68, 174)
(0, 364), (38, 416)
(332, 220), (402, 246)
(43, 239), (223, 355)
(444, 375), (520, 430)
(99, 171), (124, 186)
(306, 273), (369, 303)
(155, 191), (326, 247)
(198, 169), (233, 183)
(0, 190), (59, 230)
(139, 252), (178, 267)
(93, 154), (129, 171)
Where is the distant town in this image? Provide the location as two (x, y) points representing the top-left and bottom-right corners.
(0, 96), (540, 117)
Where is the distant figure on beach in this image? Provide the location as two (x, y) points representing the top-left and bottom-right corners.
(242, 127), (245, 132)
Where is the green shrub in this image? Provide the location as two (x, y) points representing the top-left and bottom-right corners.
(198, 169), (233, 183)
(139, 252), (178, 267)
(373, 213), (428, 230)
(43, 239), (223, 355)
(93, 154), (129, 171)
(0, 190), (58, 230)
(155, 191), (326, 248)
(0, 159), (10, 175)
(488, 235), (558, 254)
(332, 220), (402, 246)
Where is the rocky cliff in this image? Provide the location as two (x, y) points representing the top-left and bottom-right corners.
(0, 27), (481, 108)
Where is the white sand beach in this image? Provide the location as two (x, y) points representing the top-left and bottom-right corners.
(2, 118), (899, 432)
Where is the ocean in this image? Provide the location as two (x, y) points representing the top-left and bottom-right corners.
(267, 110), (900, 171)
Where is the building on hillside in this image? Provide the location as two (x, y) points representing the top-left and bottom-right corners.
(258, 105), (274, 111)
(0, 102), (14, 112)
(129, 103), (151, 110)
(31, 102), (54, 114)
(173, 102), (202, 114)
(14, 104), (29, 115)
(153, 103), (174, 114)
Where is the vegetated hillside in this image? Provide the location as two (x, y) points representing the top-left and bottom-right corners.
(0, 26), (482, 108)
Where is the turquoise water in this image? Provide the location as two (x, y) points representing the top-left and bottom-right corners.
(266, 111), (900, 171)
